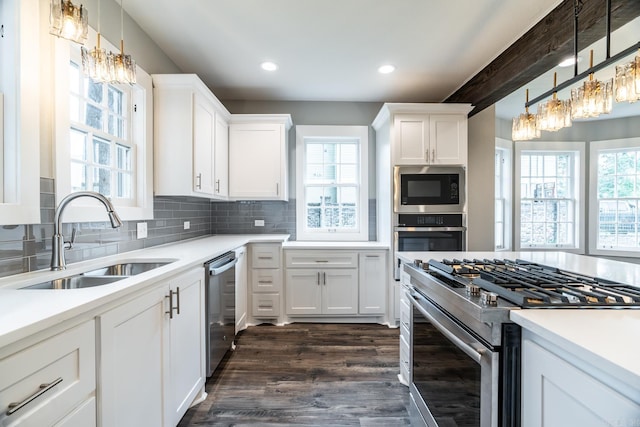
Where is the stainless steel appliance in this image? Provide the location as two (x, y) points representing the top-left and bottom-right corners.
(393, 213), (465, 279)
(204, 251), (238, 377)
(394, 166), (465, 214)
(403, 258), (640, 427)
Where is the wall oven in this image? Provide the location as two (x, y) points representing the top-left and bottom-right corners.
(393, 213), (465, 279)
(394, 166), (465, 214)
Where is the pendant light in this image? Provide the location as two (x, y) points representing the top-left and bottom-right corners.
(49, 0), (88, 45)
(112, 0), (136, 85)
(571, 50), (613, 119)
(80, 0), (114, 82)
(512, 89), (540, 141)
(614, 49), (640, 103)
(536, 72), (572, 132)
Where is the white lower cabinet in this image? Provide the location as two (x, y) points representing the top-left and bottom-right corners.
(249, 243), (283, 321)
(285, 269), (358, 315)
(358, 252), (387, 314)
(0, 320), (96, 427)
(235, 246), (248, 333)
(98, 267), (205, 427)
(521, 331), (640, 427)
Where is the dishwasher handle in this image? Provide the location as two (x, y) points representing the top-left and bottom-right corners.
(208, 257), (238, 276)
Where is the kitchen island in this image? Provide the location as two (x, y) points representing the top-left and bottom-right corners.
(397, 251), (640, 427)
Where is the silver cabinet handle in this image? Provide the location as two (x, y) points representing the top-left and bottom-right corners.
(7, 377), (63, 415)
(215, 179), (220, 193)
(316, 272), (320, 285)
(258, 280), (273, 284)
(323, 272), (326, 285)
(276, 183), (279, 196)
(315, 260), (329, 263)
(166, 291), (175, 319)
(175, 286), (180, 315)
(195, 173), (202, 189)
(432, 148), (435, 162)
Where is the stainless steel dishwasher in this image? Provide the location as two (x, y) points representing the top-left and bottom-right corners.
(204, 251), (238, 377)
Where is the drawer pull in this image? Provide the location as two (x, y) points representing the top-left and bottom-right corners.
(258, 304), (273, 309)
(7, 377), (63, 415)
(258, 280), (273, 284)
(315, 260), (329, 263)
(258, 256), (273, 260)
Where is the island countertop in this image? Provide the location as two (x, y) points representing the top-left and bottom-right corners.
(397, 250), (640, 388)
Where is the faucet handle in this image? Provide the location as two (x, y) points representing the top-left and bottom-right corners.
(64, 228), (77, 250)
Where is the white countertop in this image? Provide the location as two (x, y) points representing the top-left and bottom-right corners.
(397, 251), (640, 385)
(0, 234), (289, 349)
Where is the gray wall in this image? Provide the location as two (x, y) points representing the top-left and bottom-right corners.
(467, 105), (497, 250)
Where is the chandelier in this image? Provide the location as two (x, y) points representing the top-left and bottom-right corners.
(512, 89), (540, 141)
(49, 0), (88, 45)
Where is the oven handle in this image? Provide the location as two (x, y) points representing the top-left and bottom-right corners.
(408, 293), (485, 364)
(394, 226), (466, 232)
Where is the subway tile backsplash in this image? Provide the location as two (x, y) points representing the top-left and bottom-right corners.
(0, 178), (376, 278)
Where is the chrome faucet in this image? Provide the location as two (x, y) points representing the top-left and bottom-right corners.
(51, 191), (123, 271)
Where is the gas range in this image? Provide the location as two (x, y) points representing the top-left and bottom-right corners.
(403, 257), (640, 346)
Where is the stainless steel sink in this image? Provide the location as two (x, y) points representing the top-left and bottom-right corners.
(22, 275), (124, 290)
(20, 260), (175, 290)
(82, 261), (172, 277)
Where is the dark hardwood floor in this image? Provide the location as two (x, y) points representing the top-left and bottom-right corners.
(179, 323), (411, 427)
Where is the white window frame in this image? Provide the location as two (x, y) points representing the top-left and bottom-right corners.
(53, 28), (153, 222)
(0, 0), (40, 225)
(514, 141), (585, 253)
(495, 138), (512, 251)
(589, 137), (640, 258)
(295, 125), (369, 241)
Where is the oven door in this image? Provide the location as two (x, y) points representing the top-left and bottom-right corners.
(408, 290), (499, 427)
(393, 227), (465, 279)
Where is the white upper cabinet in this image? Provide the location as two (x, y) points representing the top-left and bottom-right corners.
(228, 115), (292, 201)
(374, 103), (472, 167)
(153, 74), (230, 200)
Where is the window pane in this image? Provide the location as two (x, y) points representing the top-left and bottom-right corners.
(70, 162), (87, 192)
(616, 175), (636, 197)
(339, 144), (357, 163)
(85, 104), (103, 130)
(108, 115), (125, 138)
(306, 144), (324, 163)
(116, 144), (132, 170)
(93, 167), (111, 196)
(305, 187), (323, 229)
(69, 62), (80, 94)
(69, 95), (80, 122)
(339, 187), (357, 228)
(323, 144), (336, 164)
(85, 79), (103, 103)
(116, 172), (132, 198)
(108, 86), (123, 115)
(70, 129), (87, 160)
(93, 137), (111, 165)
(617, 151), (635, 175)
(338, 165), (356, 183)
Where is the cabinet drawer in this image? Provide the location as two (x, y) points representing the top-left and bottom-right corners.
(285, 250), (358, 268)
(400, 334), (411, 382)
(400, 299), (411, 338)
(0, 320), (96, 426)
(252, 293), (280, 318)
(251, 244), (281, 269)
(251, 269), (282, 293)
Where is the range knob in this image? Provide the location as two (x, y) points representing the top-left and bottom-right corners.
(466, 283), (480, 296)
(480, 291), (499, 306)
(413, 259), (423, 268)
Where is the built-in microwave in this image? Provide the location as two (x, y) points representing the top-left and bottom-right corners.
(393, 166), (465, 213)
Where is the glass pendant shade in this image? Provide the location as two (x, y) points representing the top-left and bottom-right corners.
(536, 73), (572, 132)
(113, 41), (137, 85)
(615, 61), (639, 103)
(570, 51), (613, 119)
(81, 34), (115, 82)
(512, 89), (540, 141)
(49, 0), (88, 44)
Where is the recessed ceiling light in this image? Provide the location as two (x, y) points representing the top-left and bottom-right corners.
(558, 56), (581, 67)
(378, 64), (395, 74)
(261, 61), (278, 71)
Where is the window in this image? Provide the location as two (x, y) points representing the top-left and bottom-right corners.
(53, 29), (153, 222)
(514, 141), (585, 252)
(296, 125), (368, 241)
(590, 138), (640, 255)
(495, 139), (512, 250)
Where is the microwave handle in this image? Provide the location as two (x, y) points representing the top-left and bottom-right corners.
(394, 226), (466, 232)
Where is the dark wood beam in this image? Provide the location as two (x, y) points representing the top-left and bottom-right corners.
(445, 0), (640, 116)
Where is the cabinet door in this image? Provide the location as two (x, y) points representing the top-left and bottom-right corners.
(229, 123), (285, 200)
(522, 337), (640, 427)
(393, 114), (429, 165)
(214, 114), (229, 198)
(358, 252), (387, 314)
(167, 268), (205, 426)
(322, 269), (358, 315)
(285, 269), (322, 315)
(193, 92), (215, 195)
(430, 114), (467, 165)
(98, 287), (168, 427)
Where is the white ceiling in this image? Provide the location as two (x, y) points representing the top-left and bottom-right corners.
(123, 0), (563, 103)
